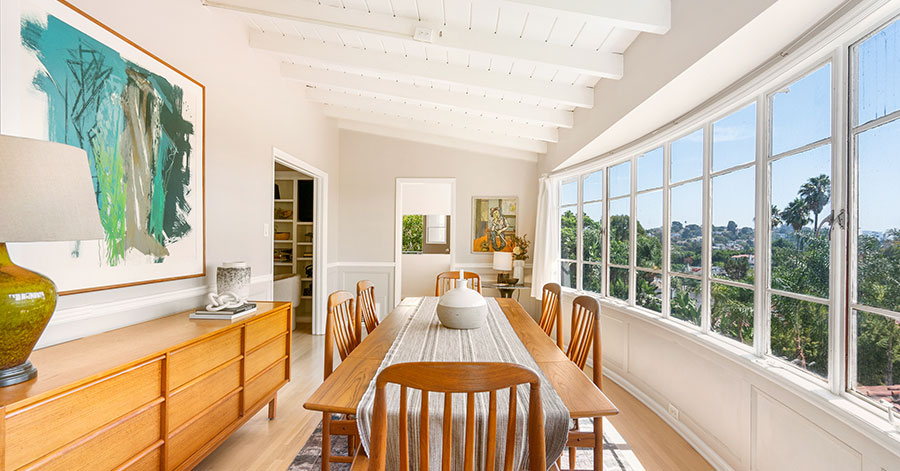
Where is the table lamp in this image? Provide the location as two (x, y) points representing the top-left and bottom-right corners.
(0, 135), (104, 386)
(492, 251), (513, 283)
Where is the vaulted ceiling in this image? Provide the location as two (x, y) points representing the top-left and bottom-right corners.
(203, 0), (671, 160)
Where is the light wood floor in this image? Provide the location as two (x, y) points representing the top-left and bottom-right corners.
(197, 324), (712, 471)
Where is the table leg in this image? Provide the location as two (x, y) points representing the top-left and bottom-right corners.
(322, 412), (331, 471)
(593, 417), (603, 471)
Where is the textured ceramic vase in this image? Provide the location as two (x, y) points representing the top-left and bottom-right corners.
(0, 243), (57, 386)
(512, 260), (525, 283)
(437, 271), (487, 329)
(217, 262), (251, 299)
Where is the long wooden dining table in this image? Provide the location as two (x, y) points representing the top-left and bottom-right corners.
(304, 296), (619, 471)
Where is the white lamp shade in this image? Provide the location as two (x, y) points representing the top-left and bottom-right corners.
(492, 251), (513, 271)
(0, 135), (105, 242)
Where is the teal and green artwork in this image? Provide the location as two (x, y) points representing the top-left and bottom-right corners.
(0, 0), (205, 294)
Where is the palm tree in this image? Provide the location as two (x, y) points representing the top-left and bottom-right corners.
(771, 205), (783, 229)
(799, 175), (830, 236)
(781, 198), (811, 249)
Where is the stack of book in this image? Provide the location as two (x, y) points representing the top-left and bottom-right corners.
(190, 302), (258, 320)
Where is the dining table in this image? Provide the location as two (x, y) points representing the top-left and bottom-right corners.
(304, 296), (619, 471)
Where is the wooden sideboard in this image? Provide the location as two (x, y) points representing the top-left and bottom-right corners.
(0, 301), (292, 471)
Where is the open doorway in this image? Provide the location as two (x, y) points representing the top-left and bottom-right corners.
(272, 148), (328, 335)
(395, 178), (456, 303)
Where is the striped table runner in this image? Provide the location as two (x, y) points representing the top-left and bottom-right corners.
(356, 297), (570, 470)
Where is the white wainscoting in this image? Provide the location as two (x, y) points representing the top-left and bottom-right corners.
(37, 274), (274, 349)
(324, 262), (395, 335)
(557, 291), (900, 471)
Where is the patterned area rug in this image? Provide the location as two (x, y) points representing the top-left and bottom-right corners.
(288, 416), (645, 470)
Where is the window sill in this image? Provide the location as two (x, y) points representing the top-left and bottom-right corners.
(559, 287), (900, 455)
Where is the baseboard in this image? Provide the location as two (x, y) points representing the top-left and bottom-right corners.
(602, 367), (735, 471)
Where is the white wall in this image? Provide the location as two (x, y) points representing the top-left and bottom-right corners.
(401, 254), (449, 298)
(35, 0), (340, 347)
(554, 293), (900, 471)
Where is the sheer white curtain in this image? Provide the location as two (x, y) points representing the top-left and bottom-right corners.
(531, 176), (559, 299)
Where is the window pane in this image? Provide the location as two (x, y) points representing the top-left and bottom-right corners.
(561, 180), (577, 206)
(609, 161), (631, 198)
(671, 129), (703, 183)
(770, 294), (829, 378)
(609, 198), (630, 265)
(854, 310), (900, 413)
(583, 170), (603, 202)
(583, 202), (603, 263)
(712, 166), (755, 283)
(561, 207), (577, 260)
(856, 20), (900, 126)
(711, 282), (754, 346)
(637, 271), (662, 313)
(670, 180), (703, 275)
(770, 145), (831, 298)
(771, 64), (832, 155)
(636, 190), (663, 269)
(857, 120), (900, 311)
(584, 263), (603, 294)
(637, 147), (664, 191)
(609, 267), (629, 301)
(713, 103), (757, 172)
(670, 276), (702, 326)
(561, 261), (576, 289)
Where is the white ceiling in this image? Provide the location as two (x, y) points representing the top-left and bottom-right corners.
(203, 0), (671, 160)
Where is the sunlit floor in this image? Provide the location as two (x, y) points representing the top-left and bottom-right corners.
(197, 323), (712, 471)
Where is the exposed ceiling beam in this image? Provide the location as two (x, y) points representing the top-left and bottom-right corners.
(337, 120), (538, 162)
(500, 0), (671, 34)
(283, 64), (574, 128)
(249, 31), (593, 108)
(203, 0), (623, 78)
(323, 105), (548, 154)
(304, 88), (559, 142)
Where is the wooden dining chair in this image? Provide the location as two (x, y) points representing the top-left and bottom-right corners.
(560, 295), (602, 471)
(323, 290), (361, 471)
(434, 271), (482, 296)
(538, 283), (563, 349)
(356, 280), (379, 340)
(358, 362), (546, 471)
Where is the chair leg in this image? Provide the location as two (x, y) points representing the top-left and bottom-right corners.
(568, 446), (576, 470)
(322, 412), (331, 471)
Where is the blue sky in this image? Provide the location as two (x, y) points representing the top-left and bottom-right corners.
(562, 21), (900, 235)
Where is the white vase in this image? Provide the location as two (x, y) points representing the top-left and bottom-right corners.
(512, 260), (525, 283)
(437, 271), (487, 329)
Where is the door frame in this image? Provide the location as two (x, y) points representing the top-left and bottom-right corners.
(273, 147), (329, 335)
(394, 178), (457, 306)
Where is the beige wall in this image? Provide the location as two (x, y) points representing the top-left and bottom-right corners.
(37, 0), (340, 347)
(338, 130), (538, 265)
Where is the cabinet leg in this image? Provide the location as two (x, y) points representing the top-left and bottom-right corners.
(268, 396), (277, 420)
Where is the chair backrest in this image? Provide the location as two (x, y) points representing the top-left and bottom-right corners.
(368, 362), (546, 471)
(538, 283), (563, 349)
(434, 271), (482, 296)
(357, 280), (380, 338)
(565, 295), (602, 389)
(324, 290), (359, 380)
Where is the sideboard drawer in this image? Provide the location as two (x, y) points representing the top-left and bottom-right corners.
(5, 358), (163, 470)
(123, 446), (162, 471)
(245, 308), (289, 351)
(168, 328), (242, 390)
(36, 402), (162, 471)
(167, 392), (241, 469)
(168, 360), (241, 432)
(245, 334), (288, 380)
(244, 359), (287, 412)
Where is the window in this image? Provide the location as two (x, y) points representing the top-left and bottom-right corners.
(851, 19), (900, 412)
(551, 10), (900, 424)
(560, 179), (578, 289)
(768, 64), (833, 379)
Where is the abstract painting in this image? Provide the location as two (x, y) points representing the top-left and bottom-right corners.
(472, 197), (517, 253)
(0, 0), (205, 294)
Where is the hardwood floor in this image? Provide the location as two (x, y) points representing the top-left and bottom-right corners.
(197, 323), (711, 471)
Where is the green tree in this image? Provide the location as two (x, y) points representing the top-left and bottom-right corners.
(780, 198), (811, 249)
(609, 215), (630, 265)
(799, 174), (830, 236)
(561, 209), (577, 259)
(711, 283), (753, 346)
(402, 215), (423, 253)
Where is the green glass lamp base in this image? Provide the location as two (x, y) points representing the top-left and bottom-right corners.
(0, 361), (37, 387)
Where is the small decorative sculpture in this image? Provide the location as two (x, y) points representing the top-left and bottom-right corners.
(437, 270), (487, 329)
(207, 262), (251, 311)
